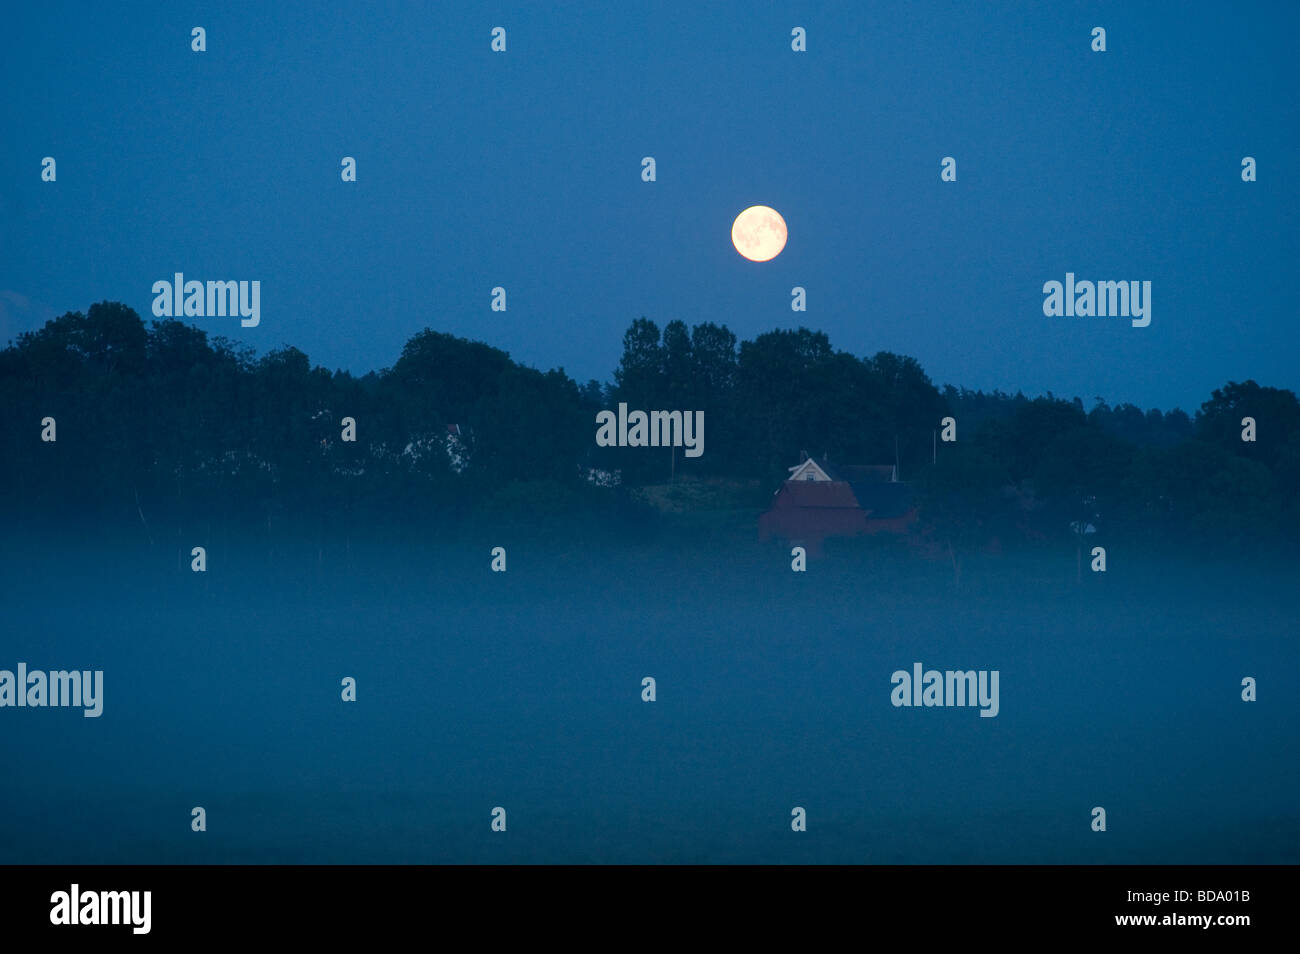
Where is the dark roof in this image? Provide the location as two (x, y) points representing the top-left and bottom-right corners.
(824, 462), (896, 484)
(849, 479), (914, 518)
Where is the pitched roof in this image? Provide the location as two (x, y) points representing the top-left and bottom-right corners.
(787, 457), (833, 482)
(833, 463), (897, 483)
(777, 480), (862, 509)
(777, 457), (915, 518)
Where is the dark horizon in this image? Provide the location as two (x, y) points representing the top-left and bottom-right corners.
(5, 298), (1298, 568)
(11, 296), (1293, 420)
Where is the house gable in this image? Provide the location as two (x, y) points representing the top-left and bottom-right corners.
(787, 458), (833, 482)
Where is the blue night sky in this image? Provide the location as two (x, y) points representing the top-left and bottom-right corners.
(2, 0), (1296, 411)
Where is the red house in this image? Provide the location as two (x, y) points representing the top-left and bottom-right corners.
(759, 457), (917, 555)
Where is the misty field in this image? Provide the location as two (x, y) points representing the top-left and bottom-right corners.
(2, 533), (1296, 864)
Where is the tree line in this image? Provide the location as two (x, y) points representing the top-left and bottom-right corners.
(1, 301), (1296, 553)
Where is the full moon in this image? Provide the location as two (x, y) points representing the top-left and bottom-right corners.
(731, 205), (787, 262)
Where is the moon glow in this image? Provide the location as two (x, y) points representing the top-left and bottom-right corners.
(731, 205), (788, 262)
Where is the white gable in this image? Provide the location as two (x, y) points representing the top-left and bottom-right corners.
(787, 458), (832, 482)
